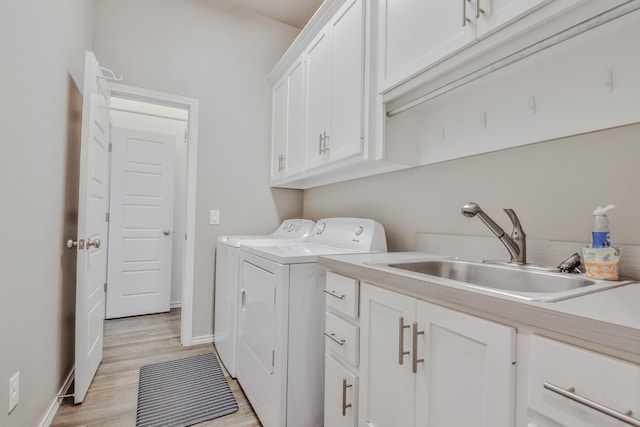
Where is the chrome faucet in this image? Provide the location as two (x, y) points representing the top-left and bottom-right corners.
(461, 202), (527, 264)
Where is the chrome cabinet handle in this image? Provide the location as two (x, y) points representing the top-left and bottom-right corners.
(476, 0), (485, 18)
(323, 132), (330, 152)
(323, 289), (345, 300)
(241, 289), (246, 311)
(412, 322), (424, 373)
(86, 238), (101, 249)
(342, 378), (353, 416)
(318, 133), (324, 155)
(544, 382), (640, 426)
(324, 331), (345, 346)
(398, 317), (410, 365)
(462, 0), (471, 26)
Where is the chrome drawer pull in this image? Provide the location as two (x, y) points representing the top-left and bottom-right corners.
(323, 289), (345, 300)
(324, 331), (345, 346)
(342, 378), (353, 416)
(544, 382), (640, 427)
(398, 317), (410, 365)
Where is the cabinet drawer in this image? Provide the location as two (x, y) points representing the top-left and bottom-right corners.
(324, 312), (359, 366)
(325, 271), (359, 318)
(528, 335), (640, 427)
(325, 354), (358, 427)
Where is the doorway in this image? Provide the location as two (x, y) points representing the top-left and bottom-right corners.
(108, 83), (199, 345)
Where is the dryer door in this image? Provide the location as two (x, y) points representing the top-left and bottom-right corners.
(239, 260), (278, 374)
(237, 252), (290, 427)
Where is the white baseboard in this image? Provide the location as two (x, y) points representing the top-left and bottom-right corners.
(190, 334), (214, 345)
(39, 367), (74, 427)
(170, 301), (182, 309)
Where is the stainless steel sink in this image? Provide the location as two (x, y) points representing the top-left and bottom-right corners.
(380, 259), (627, 302)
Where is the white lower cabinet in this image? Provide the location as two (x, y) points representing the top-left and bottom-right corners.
(359, 283), (516, 427)
(325, 272), (361, 427)
(528, 335), (640, 427)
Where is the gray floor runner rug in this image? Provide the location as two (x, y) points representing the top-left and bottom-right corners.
(136, 352), (238, 427)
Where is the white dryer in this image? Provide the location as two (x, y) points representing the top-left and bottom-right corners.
(213, 218), (315, 378)
(237, 218), (387, 427)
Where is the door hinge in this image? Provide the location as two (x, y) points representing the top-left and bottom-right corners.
(272, 350), (275, 367)
(184, 128), (188, 144)
(105, 212), (110, 222)
(185, 233), (188, 241)
(108, 142), (113, 152)
(274, 288), (277, 304)
(104, 283), (107, 292)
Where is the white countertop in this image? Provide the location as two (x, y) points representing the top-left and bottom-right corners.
(318, 251), (640, 358)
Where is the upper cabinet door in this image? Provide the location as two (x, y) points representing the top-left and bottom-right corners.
(377, 0), (475, 92)
(305, 30), (332, 171)
(328, 0), (365, 163)
(475, 0), (546, 38)
(271, 57), (305, 182)
(284, 59), (305, 177)
(271, 78), (287, 181)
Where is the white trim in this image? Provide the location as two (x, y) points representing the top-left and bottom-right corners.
(108, 82), (198, 346)
(39, 368), (74, 427)
(191, 334), (215, 345)
(170, 301), (182, 309)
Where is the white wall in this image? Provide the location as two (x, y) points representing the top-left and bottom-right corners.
(0, 1), (96, 425)
(304, 122), (640, 254)
(92, 0), (304, 339)
(110, 101), (188, 306)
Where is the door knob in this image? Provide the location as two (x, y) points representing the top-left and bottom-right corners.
(86, 238), (101, 249)
(163, 230), (171, 236)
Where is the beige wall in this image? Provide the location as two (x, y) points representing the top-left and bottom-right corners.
(0, 1), (96, 425)
(92, 0), (303, 339)
(303, 123), (640, 253)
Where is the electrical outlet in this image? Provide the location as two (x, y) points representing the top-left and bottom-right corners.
(8, 372), (19, 413)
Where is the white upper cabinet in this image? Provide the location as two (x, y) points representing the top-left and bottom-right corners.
(377, 0), (474, 92)
(327, 0), (365, 163)
(305, 0), (365, 171)
(271, 57), (305, 182)
(271, 78), (287, 181)
(377, 0), (545, 92)
(305, 30), (332, 171)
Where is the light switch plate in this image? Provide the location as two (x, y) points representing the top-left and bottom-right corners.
(209, 210), (220, 225)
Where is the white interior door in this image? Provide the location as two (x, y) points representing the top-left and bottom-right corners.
(73, 51), (110, 404)
(106, 127), (176, 319)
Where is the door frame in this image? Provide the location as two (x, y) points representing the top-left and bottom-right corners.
(109, 82), (199, 346)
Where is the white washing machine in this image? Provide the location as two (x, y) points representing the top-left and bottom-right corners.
(213, 219), (315, 378)
(236, 218), (387, 427)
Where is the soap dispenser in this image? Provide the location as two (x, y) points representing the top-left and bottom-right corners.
(591, 204), (615, 248)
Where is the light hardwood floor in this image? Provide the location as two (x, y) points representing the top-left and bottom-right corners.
(52, 309), (261, 427)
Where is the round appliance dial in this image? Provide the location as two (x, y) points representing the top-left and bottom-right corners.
(316, 222), (326, 234)
(355, 226), (364, 236)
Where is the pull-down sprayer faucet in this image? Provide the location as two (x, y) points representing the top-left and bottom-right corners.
(461, 202), (527, 264)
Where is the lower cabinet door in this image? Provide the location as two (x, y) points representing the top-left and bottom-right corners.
(414, 300), (516, 427)
(325, 354), (358, 427)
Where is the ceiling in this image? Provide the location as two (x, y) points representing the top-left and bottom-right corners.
(213, 0), (324, 29)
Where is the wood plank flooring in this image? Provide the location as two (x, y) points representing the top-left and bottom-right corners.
(51, 309), (261, 427)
